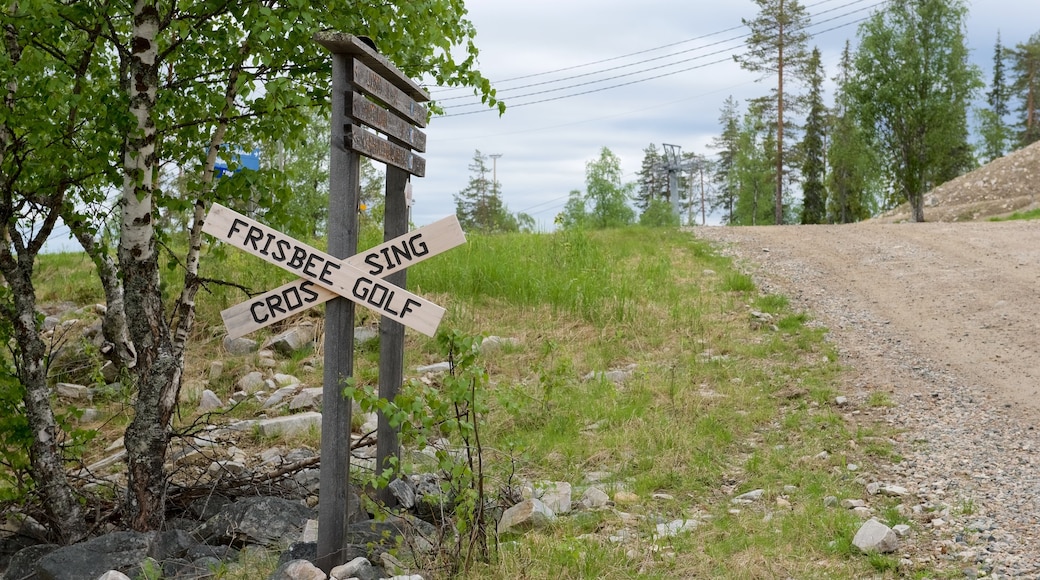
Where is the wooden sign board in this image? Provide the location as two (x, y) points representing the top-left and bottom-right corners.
(202, 203), (444, 336)
(350, 59), (428, 127)
(347, 125), (426, 177)
(221, 215), (465, 338)
(352, 93), (426, 152)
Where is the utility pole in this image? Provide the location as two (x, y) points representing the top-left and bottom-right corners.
(488, 153), (502, 229)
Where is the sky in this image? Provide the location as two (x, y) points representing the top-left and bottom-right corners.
(408, 0), (1040, 230)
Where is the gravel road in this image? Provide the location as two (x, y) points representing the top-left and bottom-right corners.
(697, 221), (1040, 578)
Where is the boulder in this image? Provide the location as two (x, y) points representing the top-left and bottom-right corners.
(267, 559), (327, 580)
(198, 389), (223, 412)
(36, 531), (153, 580)
(223, 336), (258, 356)
(852, 518), (899, 553)
(5, 543), (59, 580)
(197, 497), (312, 548)
(265, 324), (316, 356)
(497, 499), (555, 535)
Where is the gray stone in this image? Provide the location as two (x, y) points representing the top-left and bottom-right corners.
(43, 315), (61, 330)
(580, 486), (611, 509)
(852, 518), (899, 553)
(497, 498), (555, 535)
(892, 524), (912, 537)
(268, 559), (326, 580)
(654, 519), (700, 539)
(263, 385), (300, 409)
(480, 335), (518, 352)
(330, 556), (375, 580)
(256, 412), (322, 438)
(389, 478), (416, 509)
(237, 371), (266, 392)
(823, 495), (838, 507)
(880, 484), (909, 497)
(835, 395), (849, 406)
(55, 382), (91, 401)
(416, 362), (450, 374)
(6, 544), (60, 580)
(732, 489), (765, 503)
(148, 528), (197, 561)
(95, 572), (131, 580)
(265, 324), (316, 356)
(209, 360), (225, 381)
(100, 361), (119, 383)
(582, 364), (637, 384)
(197, 497), (312, 548)
(198, 389), (223, 412)
(37, 531), (154, 580)
(354, 326), (379, 346)
(532, 481), (572, 514)
(841, 499), (867, 509)
(289, 387), (324, 411)
(223, 335), (258, 355)
(273, 373), (299, 386)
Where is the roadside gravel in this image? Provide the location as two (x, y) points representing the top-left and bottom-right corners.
(696, 222), (1040, 579)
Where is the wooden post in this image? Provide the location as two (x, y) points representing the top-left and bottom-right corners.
(376, 167), (409, 506)
(316, 49), (359, 572)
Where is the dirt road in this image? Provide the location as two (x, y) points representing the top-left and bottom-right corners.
(698, 220), (1040, 575)
(698, 221), (1040, 416)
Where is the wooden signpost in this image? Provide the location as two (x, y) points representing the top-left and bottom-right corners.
(201, 33), (444, 572)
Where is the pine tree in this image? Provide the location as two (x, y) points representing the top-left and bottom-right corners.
(732, 104), (777, 225)
(454, 150), (519, 233)
(799, 47), (827, 224)
(1011, 32), (1040, 147)
(635, 143), (664, 211)
(977, 33), (1012, 162)
(710, 96), (741, 223)
(736, 0), (812, 225)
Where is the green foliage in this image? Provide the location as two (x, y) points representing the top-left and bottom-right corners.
(976, 33), (1013, 163)
(638, 198), (680, 228)
(558, 147), (635, 229)
(851, 0), (982, 221)
(828, 41), (881, 222)
(730, 103), (779, 225)
(990, 208), (1040, 221)
(346, 330), (492, 574)
(710, 96), (742, 223)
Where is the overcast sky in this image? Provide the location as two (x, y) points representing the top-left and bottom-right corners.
(409, 0), (1040, 230)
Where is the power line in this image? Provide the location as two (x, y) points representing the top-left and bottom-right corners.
(437, 0), (887, 117)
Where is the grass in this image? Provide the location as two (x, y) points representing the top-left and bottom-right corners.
(989, 207), (1040, 221)
(28, 225), (916, 579)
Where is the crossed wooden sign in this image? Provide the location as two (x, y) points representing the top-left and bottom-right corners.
(203, 203), (465, 338)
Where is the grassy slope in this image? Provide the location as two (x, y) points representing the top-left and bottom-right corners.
(33, 227), (914, 579)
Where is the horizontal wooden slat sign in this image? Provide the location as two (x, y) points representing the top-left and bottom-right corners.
(218, 214), (465, 338)
(202, 203), (451, 337)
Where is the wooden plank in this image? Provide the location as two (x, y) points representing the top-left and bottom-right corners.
(347, 126), (426, 177)
(351, 59), (427, 128)
(352, 93), (426, 152)
(314, 32), (429, 104)
(220, 215), (466, 337)
(202, 203), (443, 336)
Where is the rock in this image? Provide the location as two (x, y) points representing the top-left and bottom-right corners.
(6, 544), (60, 580)
(531, 481), (572, 514)
(255, 412), (322, 438)
(197, 497), (312, 548)
(237, 371), (266, 392)
(416, 362), (450, 374)
(852, 519), (899, 554)
(480, 335), (518, 352)
(100, 361), (119, 383)
(95, 572), (131, 580)
(654, 519), (700, 539)
(389, 478), (416, 509)
(732, 489), (765, 503)
(354, 326), (379, 346)
(613, 491), (639, 505)
(582, 364), (637, 384)
(55, 382), (91, 401)
(330, 556), (379, 580)
(579, 487), (611, 509)
(841, 499), (866, 509)
(835, 395), (849, 406)
(268, 559), (327, 580)
(223, 335), (258, 355)
(823, 495), (838, 507)
(880, 484), (909, 497)
(198, 389), (223, 412)
(37, 531), (154, 580)
(265, 324), (316, 356)
(209, 360), (225, 380)
(300, 519), (319, 543)
(263, 385), (300, 409)
(497, 499), (556, 535)
(289, 387), (324, 411)
(893, 524), (912, 537)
